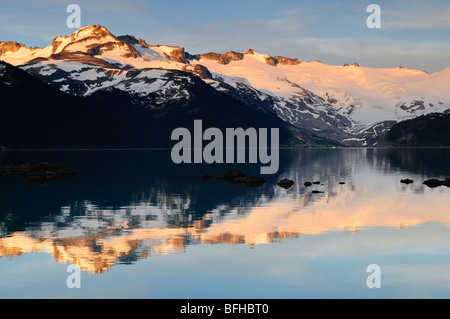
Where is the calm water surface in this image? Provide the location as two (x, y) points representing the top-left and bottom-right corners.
(0, 148), (449, 298)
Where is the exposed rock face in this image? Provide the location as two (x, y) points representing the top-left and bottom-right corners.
(117, 35), (149, 47)
(198, 51), (244, 65)
(70, 24), (113, 42)
(398, 100), (426, 113)
(197, 49), (299, 67)
(51, 38), (63, 54)
(192, 64), (212, 79)
(46, 52), (120, 69)
(167, 46), (187, 64)
(117, 35), (139, 45)
(274, 56), (299, 65)
(265, 56), (277, 66)
(85, 41), (140, 58)
(0, 41), (26, 56)
(181, 64), (212, 79)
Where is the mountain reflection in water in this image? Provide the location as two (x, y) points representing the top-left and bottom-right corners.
(0, 148), (449, 274)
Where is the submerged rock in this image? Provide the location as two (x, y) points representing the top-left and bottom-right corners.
(218, 170), (265, 187)
(0, 161), (77, 184)
(233, 176), (266, 187)
(277, 178), (294, 189)
(200, 174), (213, 180)
(222, 170), (246, 180)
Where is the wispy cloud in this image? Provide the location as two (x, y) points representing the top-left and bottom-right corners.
(2, 25), (57, 42)
(383, 2), (450, 29)
(285, 36), (450, 72)
(30, 0), (148, 14)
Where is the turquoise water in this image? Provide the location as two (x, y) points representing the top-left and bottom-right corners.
(0, 148), (449, 298)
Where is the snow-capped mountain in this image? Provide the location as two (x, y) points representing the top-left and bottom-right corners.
(1, 24), (449, 146)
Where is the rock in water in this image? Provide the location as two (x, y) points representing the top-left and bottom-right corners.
(400, 179), (414, 184)
(223, 170), (246, 180)
(233, 176), (266, 187)
(217, 170), (265, 187)
(277, 178), (294, 189)
(423, 178), (450, 188)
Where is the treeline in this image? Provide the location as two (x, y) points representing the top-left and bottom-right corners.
(385, 112), (450, 146)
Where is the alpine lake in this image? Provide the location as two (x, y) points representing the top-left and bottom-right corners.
(0, 148), (449, 298)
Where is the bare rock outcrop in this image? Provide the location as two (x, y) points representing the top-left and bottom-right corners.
(197, 51), (244, 65)
(0, 41), (26, 56)
(274, 56), (299, 65)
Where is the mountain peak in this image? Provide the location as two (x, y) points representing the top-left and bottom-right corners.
(48, 24), (140, 59)
(70, 24), (114, 42)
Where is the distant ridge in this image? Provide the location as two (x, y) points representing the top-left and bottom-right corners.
(1, 24), (450, 147)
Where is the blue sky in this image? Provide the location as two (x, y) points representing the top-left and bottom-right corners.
(1, 0), (449, 72)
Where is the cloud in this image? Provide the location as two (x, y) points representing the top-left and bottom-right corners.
(382, 2), (450, 29)
(282, 36), (450, 72)
(30, 0), (148, 14)
(2, 25), (58, 42)
(149, 14), (449, 73)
